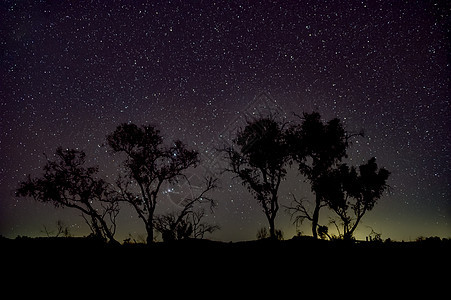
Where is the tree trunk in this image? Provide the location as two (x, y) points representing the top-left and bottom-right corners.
(94, 214), (118, 244)
(102, 224), (119, 245)
(268, 216), (276, 240)
(311, 195), (321, 239)
(145, 203), (156, 244)
(346, 212), (365, 240)
(91, 216), (104, 239)
(146, 223), (154, 244)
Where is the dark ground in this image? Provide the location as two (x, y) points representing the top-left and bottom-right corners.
(2, 235), (449, 294)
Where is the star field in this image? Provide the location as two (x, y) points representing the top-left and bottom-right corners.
(1, 0), (449, 241)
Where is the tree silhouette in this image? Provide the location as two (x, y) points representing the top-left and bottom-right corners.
(286, 112), (358, 239)
(320, 158), (390, 240)
(153, 177), (220, 241)
(222, 117), (290, 239)
(16, 147), (119, 244)
(107, 123), (199, 244)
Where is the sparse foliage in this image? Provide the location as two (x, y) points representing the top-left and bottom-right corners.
(153, 177), (220, 241)
(107, 123), (199, 244)
(16, 147), (119, 243)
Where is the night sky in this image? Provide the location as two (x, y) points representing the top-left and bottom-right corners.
(1, 0), (449, 242)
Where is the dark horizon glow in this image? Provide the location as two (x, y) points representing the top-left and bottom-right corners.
(1, 0), (450, 242)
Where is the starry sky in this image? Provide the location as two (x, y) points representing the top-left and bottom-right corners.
(1, 0), (449, 241)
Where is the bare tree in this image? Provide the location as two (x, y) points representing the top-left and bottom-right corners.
(107, 123), (199, 244)
(16, 147), (119, 244)
(153, 177), (220, 241)
(190, 209), (220, 239)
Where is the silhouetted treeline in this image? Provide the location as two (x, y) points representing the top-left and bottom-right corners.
(16, 111), (392, 243)
(17, 124), (219, 244)
(222, 112), (390, 240)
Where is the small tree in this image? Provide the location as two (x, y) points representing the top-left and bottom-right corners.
(320, 158), (390, 240)
(16, 147), (119, 243)
(223, 117), (290, 239)
(153, 177), (219, 241)
(107, 123), (199, 244)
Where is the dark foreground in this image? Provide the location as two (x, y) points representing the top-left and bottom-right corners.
(2, 236), (449, 292)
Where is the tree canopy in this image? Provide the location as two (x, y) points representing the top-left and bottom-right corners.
(16, 147), (119, 243)
(223, 117), (290, 239)
(320, 158), (390, 240)
(107, 123), (200, 244)
(286, 112), (354, 238)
